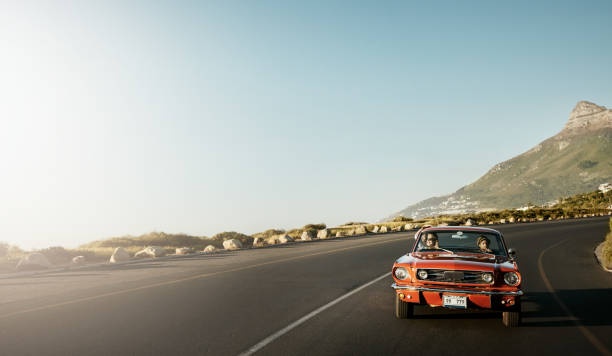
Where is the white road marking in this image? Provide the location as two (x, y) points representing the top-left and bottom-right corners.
(238, 272), (391, 356)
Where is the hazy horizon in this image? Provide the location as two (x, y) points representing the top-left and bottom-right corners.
(1, 1), (611, 250)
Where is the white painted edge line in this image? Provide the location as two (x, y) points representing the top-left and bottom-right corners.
(238, 272), (390, 356)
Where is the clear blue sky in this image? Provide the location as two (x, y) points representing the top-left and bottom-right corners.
(1, 1), (611, 249)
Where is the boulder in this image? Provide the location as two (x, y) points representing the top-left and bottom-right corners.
(404, 223), (413, 230)
(135, 246), (166, 258)
(392, 226), (402, 232)
(223, 239), (242, 250)
(203, 245), (217, 253)
(110, 247), (130, 263)
(71, 256), (86, 265)
(175, 247), (193, 255)
(253, 237), (265, 247)
(301, 230), (314, 241)
(317, 229), (330, 239)
(500, 219), (506, 224)
(346, 229), (355, 236)
(537, 217), (544, 221)
(509, 217), (516, 223)
(336, 231), (344, 237)
(355, 226), (367, 235)
(380, 226), (388, 233)
(372, 226), (380, 233)
(278, 234), (294, 244)
(488, 221), (494, 225)
(16, 253), (52, 270)
(464, 219), (474, 226)
(266, 237), (279, 245)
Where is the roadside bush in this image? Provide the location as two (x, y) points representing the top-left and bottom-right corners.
(252, 229), (285, 239)
(211, 231), (254, 246)
(303, 223), (326, 230)
(392, 216), (413, 222)
(38, 246), (73, 265)
(603, 219), (612, 268)
(0, 242), (8, 258)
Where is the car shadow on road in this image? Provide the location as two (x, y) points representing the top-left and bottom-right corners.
(521, 289), (612, 327)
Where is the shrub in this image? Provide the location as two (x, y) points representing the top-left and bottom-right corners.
(604, 219), (612, 268)
(578, 160), (598, 169)
(303, 223), (326, 230)
(38, 246), (73, 265)
(0, 242), (8, 258)
(211, 231), (254, 245)
(392, 216), (413, 222)
(252, 229), (286, 239)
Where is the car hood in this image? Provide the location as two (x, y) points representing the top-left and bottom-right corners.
(395, 253), (516, 272)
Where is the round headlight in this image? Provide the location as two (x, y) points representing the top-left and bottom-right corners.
(394, 267), (408, 280)
(417, 269), (428, 280)
(481, 273), (494, 284)
(504, 272), (520, 286)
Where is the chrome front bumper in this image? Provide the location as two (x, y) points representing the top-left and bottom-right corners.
(391, 283), (524, 296)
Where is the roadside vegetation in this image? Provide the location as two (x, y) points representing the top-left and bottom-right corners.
(1, 189), (610, 273)
(601, 218), (612, 269)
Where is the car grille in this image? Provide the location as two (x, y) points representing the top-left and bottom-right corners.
(419, 269), (491, 284)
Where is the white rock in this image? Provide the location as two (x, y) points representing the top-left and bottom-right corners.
(392, 226), (402, 232)
(278, 234), (294, 243)
(253, 237), (265, 247)
(372, 226), (380, 233)
(346, 229), (355, 236)
(203, 245), (217, 253)
(223, 239), (242, 250)
(335, 231), (344, 237)
(175, 247), (193, 255)
(464, 219), (474, 226)
(404, 223), (413, 230)
(355, 226), (367, 235)
(509, 217), (516, 223)
(71, 256), (86, 265)
(317, 229), (330, 239)
(301, 230), (314, 241)
(266, 237), (279, 245)
(136, 246), (166, 258)
(380, 226), (388, 233)
(16, 253), (52, 270)
(110, 247), (130, 263)
(500, 219), (506, 224)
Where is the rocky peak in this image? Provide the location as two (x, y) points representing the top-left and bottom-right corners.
(561, 100), (611, 135)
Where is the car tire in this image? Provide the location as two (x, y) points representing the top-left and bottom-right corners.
(395, 294), (414, 319)
(502, 303), (521, 327)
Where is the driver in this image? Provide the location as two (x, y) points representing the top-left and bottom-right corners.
(477, 235), (492, 253)
(423, 232), (440, 249)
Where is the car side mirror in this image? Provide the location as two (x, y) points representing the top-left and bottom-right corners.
(508, 248), (516, 258)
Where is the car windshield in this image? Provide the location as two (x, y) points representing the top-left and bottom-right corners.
(415, 230), (506, 256)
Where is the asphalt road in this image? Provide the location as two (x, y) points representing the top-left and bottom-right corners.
(1, 217), (611, 356)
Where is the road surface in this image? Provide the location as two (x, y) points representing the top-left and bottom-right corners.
(0, 217), (611, 355)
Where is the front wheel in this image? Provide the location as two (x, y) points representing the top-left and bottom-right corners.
(502, 306), (521, 327)
(395, 293), (414, 319)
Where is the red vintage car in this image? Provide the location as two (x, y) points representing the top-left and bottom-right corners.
(392, 226), (523, 327)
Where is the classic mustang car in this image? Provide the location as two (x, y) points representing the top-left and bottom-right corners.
(391, 226), (523, 327)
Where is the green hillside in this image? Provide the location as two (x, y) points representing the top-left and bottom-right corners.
(391, 101), (612, 219)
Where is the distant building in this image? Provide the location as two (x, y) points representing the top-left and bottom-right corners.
(599, 183), (612, 193)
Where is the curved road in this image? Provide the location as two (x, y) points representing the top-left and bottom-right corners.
(1, 217), (611, 355)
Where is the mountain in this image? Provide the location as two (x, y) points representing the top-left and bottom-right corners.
(390, 101), (612, 220)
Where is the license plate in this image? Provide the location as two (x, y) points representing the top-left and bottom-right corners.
(443, 294), (467, 309)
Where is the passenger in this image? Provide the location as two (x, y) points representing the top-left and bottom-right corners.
(423, 232), (440, 250)
(477, 235), (493, 253)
